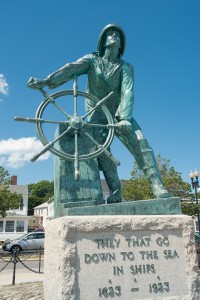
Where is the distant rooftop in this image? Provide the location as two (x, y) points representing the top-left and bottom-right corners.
(9, 185), (28, 195)
(34, 202), (48, 209)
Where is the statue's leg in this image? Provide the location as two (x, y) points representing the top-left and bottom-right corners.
(98, 150), (121, 203)
(116, 118), (171, 198)
(92, 126), (121, 203)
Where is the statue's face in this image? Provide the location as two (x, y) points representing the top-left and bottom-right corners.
(104, 29), (121, 49)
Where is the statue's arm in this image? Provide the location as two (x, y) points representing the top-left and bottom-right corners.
(27, 55), (91, 90)
(117, 62), (134, 122)
(47, 56), (90, 89)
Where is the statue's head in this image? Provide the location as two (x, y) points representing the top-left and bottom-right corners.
(97, 24), (126, 57)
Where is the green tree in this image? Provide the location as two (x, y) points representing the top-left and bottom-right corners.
(181, 202), (200, 216)
(0, 166), (23, 217)
(122, 155), (191, 200)
(28, 180), (54, 215)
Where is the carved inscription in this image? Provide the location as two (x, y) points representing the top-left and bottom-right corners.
(77, 232), (188, 299)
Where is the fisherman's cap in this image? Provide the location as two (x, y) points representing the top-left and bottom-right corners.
(97, 24), (126, 57)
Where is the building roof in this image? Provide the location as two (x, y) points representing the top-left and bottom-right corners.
(1, 212), (31, 219)
(9, 185), (28, 195)
(34, 202), (48, 210)
(47, 197), (54, 204)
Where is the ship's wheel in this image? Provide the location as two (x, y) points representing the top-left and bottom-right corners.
(14, 77), (120, 180)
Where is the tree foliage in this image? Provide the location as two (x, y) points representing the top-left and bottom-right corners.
(0, 166), (23, 217)
(122, 155), (191, 200)
(181, 202), (200, 216)
(28, 180), (54, 215)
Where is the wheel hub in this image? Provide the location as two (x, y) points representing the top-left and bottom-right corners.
(70, 116), (84, 130)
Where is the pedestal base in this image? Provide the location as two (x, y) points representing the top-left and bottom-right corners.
(44, 215), (199, 300)
(64, 197), (182, 216)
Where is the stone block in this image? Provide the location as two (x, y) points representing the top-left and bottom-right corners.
(44, 215), (199, 300)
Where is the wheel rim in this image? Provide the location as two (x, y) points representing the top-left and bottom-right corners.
(35, 90), (115, 161)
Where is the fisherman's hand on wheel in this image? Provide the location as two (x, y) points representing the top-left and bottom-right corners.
(27, 77), (48, 89)
(117, 120), (132, 135)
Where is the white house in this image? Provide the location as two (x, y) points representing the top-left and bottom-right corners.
(32, 198), (53, 230)
(34, 202), (48, 228)
(0, 176), (29, 242)
(47, 197), (54, 220)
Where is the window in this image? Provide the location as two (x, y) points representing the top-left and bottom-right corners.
(0, 221), (3, 232)
(16, 220), (24, 232)
(5, 221), (14, 232)
(27, 233), (36, 240)
(36, 232), (45, 239)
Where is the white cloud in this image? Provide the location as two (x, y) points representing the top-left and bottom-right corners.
(0, 74), (9, 95)
(0, 137), (50, 168)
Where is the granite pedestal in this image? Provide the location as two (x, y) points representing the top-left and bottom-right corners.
(44, 214), (199, 300)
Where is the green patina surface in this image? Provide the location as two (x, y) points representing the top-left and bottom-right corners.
(26, 24), (177, 215)
(64, 197), (182, 216)
(54, 125), (104, 218)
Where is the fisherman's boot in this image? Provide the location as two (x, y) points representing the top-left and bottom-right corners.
(144, 166), (171, 198)
(103, 170), (122, 204)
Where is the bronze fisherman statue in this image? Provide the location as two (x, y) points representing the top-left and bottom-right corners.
(28, 24), (171, 203)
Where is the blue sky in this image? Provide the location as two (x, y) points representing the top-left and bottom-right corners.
(1, 0), (200, 186)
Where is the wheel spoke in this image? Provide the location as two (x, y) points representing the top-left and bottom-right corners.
(14, 117), (69, 125)
(49, 98), (71, 120)
(83, 131), (120, 166)
(30, 125), (72, 162)
(85, 123), (119, 129)
(73, 77), (78, 116)
(74, 131), (79, 180)
(38, 88), (71, 120)
(81, 91), (114, 121)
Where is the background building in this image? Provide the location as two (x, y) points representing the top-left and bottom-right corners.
(0, 176), (29, 242)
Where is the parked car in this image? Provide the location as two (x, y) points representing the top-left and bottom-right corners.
(2, 232), (45, 253)
(195, 233), (200, 246)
